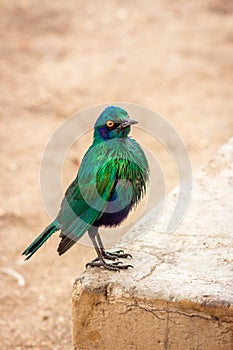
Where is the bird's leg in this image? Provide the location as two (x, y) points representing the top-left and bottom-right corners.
(96, 231), (132, 260)
(86, 227), (133, 271)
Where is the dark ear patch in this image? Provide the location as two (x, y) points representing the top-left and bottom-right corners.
(98, 127), (109, 140)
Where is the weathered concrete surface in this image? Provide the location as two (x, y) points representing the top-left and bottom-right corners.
(72, 138), (233, 350)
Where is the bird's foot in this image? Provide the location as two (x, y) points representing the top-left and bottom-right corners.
(86, 260), (133, 271)
(90, 250), (132, 264)
(104, 249), (132, 259)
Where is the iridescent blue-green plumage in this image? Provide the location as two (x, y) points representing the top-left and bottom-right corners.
(23, 106), (149, 270)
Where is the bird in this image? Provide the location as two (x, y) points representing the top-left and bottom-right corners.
(23, 106), (149, 271)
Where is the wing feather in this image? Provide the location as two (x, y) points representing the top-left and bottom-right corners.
(57, 160), (117, 254)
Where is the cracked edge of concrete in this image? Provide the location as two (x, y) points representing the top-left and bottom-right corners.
(72, 277), (233, 349)
(73, 275), (233, 323)
(72, 280), (233, 350)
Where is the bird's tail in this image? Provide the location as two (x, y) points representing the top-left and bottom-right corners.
(22, 221), (59, 260)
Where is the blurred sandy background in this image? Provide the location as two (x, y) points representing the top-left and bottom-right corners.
(0, 0), (232, 349)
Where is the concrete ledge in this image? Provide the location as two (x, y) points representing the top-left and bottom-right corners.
(72, 138), (233, 350)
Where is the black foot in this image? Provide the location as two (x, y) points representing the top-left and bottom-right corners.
(86, 260), (133, 271)
(91, 250), (132, 264)
(106, 250), (133, 259)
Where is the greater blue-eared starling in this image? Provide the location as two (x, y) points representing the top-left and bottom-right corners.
(23, 106), (149, 271)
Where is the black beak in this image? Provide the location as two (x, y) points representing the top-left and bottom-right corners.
(118, 118), (138, 129)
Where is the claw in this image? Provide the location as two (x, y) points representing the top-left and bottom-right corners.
(90, 250), (132, 264)
(103, 250), (133, 260)
(86, 260), (133, 271)
(106, 251), (132, 259)
(114, 249), (124, 254)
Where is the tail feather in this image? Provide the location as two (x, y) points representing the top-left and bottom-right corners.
(57, 232), (76, 256)
(22, 222), (59, 260)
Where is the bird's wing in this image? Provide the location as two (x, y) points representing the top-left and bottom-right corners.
(57, 160), (117, 253)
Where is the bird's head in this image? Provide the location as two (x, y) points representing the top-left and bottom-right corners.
(94, 106), (138, 141)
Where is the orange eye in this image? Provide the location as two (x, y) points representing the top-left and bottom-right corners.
(106, 120), (115, 128)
